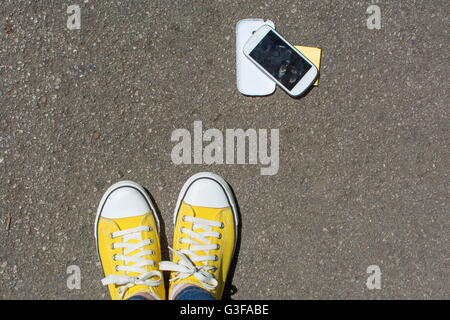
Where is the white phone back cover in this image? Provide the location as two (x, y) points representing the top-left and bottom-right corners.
(236, 19), (276, 96)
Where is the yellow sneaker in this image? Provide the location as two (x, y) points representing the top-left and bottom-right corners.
(95, 181), (165, 300)
(159, 172), (239, 300)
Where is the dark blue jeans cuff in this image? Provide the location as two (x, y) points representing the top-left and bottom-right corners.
(127, 295), (152, 300)
(174, 286), (216, 300)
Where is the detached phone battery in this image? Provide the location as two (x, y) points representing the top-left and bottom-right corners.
(236, 19), (276, 96)
(294, 45), (322, 86)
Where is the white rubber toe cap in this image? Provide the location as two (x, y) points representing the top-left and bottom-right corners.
(100, 184), (151, 219)
(183, 178), (230, 208)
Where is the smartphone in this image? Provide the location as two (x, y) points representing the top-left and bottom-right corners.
(243, 25), (318, 97)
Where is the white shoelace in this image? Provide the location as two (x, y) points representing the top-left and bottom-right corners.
(159, 216), (223, 290)
(101, 226), (162, 299)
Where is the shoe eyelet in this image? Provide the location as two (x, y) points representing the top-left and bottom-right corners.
(218, 234), (222, 239)
(111, 244), (115, 250)
(220, 223), (224, 229)
(115, 265), (119, 271)
(113, 254), (117, 260)
(110, 233), (114, 239)
(214, 255), (218, 261)
(216, 244), (220, 250)
(182, 216), (186, 222)
(147, 226), (152, 232)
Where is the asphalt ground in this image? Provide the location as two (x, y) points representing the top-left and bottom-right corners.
(0, 0), (448, 299)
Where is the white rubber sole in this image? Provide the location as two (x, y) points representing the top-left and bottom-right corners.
(94, 180), (160, 246)
(172, 172), (239, 240)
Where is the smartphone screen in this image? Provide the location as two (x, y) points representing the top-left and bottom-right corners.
(249, 30), (312, 90)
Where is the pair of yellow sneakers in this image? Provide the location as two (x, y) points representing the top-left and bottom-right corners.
(95, 172), (239, 300)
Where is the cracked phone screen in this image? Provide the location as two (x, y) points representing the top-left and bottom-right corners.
(249, 31), (312, 90)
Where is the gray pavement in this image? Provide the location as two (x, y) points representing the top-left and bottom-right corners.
(0, 0), (448, 299)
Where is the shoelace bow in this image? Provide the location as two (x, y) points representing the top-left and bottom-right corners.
(101, 226), (162, 299)
(159, 216), (223, 290)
